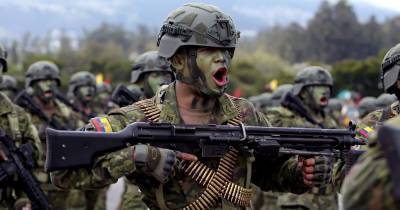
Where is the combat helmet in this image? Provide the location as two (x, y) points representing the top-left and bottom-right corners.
(358, 96), (376, 118)
(292, 66), (333, 95)
(381, 43), (400, 93)
(0, 75), (17, 91)
(25, 61), (60, 88)
(68, 71), (96, 96)
(130, 51), (174, 83)
(376, 93), (397, 109)
(0, 43), (7, 72)
(157, 3), (240, 59)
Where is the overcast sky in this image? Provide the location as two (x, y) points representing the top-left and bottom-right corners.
(0, 0), (399, 40)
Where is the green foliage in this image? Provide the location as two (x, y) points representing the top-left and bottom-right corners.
(331, 51), (385, 97)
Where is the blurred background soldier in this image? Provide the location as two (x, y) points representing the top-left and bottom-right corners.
(93, 82), (117, 114)
(0, 43), (42, 210)
(266, 66), (338, 210)
(15, 60), (83, 210)
(357, 96), (377, 119)
(375, 93), (397, 110)
(128, 50), (174, 99)
(326, 98), (344, 127)
(0, 75), (18, 100)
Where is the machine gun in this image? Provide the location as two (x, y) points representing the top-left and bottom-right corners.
(45, 122), (364, 173)
(14, 90), (70, 130)
(0, 129), (50, 210)
(111, 84), (141, 107)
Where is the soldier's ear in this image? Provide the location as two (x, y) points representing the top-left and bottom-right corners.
(171, 53), (186, 73)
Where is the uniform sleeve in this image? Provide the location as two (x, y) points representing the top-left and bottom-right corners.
(265, 107), (294, 127)
(51, 105), (146, 189)
(342, 145), (397, 210)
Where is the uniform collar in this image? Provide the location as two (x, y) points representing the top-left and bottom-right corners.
(156, 82), (240, 124)
(0, 92), (14, 115)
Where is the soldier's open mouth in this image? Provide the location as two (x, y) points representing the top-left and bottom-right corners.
(44, 90), (53, 97)
(320, 97), (328, 106)
(212, 67), (228, 87)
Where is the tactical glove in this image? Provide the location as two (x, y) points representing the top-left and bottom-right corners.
(133, 145), (197, 183)
(299, 155), (333, 187)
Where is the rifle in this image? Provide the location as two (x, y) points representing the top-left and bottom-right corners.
(14, 90), (70, 130)
(45, 122), (364, 173)
(111, 84), (141, 107)
(0, 130), (50, 210)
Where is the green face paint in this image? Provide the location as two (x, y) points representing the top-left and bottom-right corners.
(33, 79), (57, 103)
(195, 47), (231, 96)
(76, 85), (96, 104)
(304, 85), (331, 111)
(144, 72), (173, 98)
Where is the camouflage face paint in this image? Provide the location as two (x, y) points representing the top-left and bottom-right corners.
(76, 85), (96, 104)
(33, 79), (57, 103)
(304, 85), (331, 111)
(195, 47), (231, 96)
(145, 72), (173, 97)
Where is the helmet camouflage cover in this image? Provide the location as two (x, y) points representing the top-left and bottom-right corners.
(0, 75), (17, 91)
(130, 51), (174, 83)
(0, 43), (7, 72)
(68, 71), (96, 95)
(292, 66), (333, 95)
(157, 3), (240, 59)
(25, 61), (61, 88)
(381, 43), (400, 93)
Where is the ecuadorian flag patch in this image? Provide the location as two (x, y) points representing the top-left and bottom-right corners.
(90, 117), (112, 133)
(356, 126), (374, 139)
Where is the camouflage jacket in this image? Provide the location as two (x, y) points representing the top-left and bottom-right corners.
(355, 100), (400, 143)
(51, 83), (308, 210)
(342, 116), (400, 210)
(0, 92), (42, 208)
(27, 98), (84, 185)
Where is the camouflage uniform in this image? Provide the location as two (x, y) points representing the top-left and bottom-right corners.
(51, 82), (309, 210)
(0, 44), (42, 209)
(121, 51), (174, 210)
(342, 116), (400, 210)
(21, 61), (84, 210)
(266, 67), (338, 210)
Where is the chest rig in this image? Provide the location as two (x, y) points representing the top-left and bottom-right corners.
(135, 97), (252, 209)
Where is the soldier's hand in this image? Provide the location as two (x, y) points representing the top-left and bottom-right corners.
(133, 145), (197, 183)
(298, 156), (332, 187)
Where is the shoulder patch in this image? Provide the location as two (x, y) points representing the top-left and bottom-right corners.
(90, 117), (112, 133)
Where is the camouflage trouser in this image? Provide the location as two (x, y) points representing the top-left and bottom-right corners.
(121, 181), (148, 210)
(277, 192), (338, 210)
(251, 184), (279, 210)
(67, 188), (107, 210)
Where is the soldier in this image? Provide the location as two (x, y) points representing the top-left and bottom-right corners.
(50, 3), (332, 210)
(93, 82), (117, 114)
(67, 71), (97, 120)
(66, 71), (106, 210)
(17, 60), (84, 210)
(0, 75), (18, 100)
(128, 50), (175, 99)
(0, 44), (42, 209)
(266, 66), (338, 210)
(248, 92), (272, 112)
(356, 43), (400, 142)
(375, 93), (397, 110)
(358, 96), (376, 119)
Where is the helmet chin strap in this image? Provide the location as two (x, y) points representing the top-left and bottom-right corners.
(178, 48), (224, 97)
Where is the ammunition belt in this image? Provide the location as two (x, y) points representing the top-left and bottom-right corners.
(136, 99), (161, 122)
(181, 148), (252, 210)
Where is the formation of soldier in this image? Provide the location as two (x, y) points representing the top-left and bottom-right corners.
(1, 2), (400, 210)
